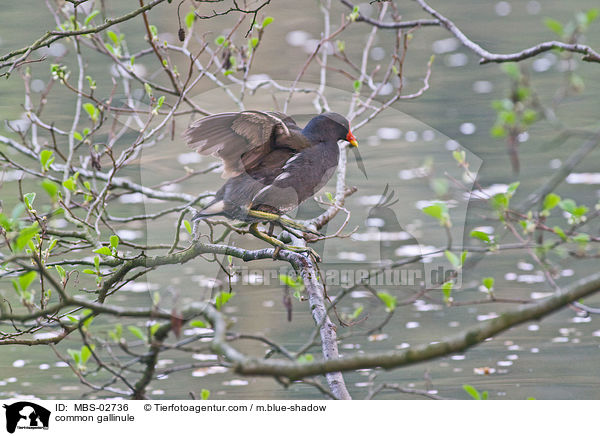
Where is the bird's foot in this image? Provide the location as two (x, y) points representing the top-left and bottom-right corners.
(246, 210), (322, 237)
(249, 223), (321, 262)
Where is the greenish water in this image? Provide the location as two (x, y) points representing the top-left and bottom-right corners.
(1, 0), (599, 400)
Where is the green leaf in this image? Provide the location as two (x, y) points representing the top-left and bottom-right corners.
(279, 274), (297, 287)
(501, 62), (520, 80)
(350, 305), (363, 320)
(41, 179), (59, 199)
(80, 345), (94, 364)
(110, 235), (119, 250)
(463, 384), (481, 400)
(250, 37), (259, 48)
(215, 35), (226, 45)
(506, 181), (520, 197)
(82, 269), (97, 275)
(40, 150), (54, 171)
(68, 349), (81, 365)
(553, 226), (567, 241)
(185, 11), (195, 29)
(55, 265), (66, 281)
(183, 220), (192, 234)
(189, 320), (206, 328)
(84, 10), (100, 26)
(128, 325), (146, 341)
(15, 223), (39, 252)
(23, 192), (36, 210)
(490, 124), (507, 138)
(144, 82), (153, 97)
(586, 8), (599, 24)
(156, 95), (165, 110)
(543, 193), (561, 211)
(0, 213), (13, 231)
(452, 150), (466, 164)
(377, 291), (397, 312)
(200, 389), (210, 400)
(353, 80), (362, 92)
(573, 233), (590, 244)
(522, 109), (537, 125)
(297, 354), (314, 363)
(262, 16), (274, 27)
(460, 250), (468, 266)
(442, 281), (453, 302)
(107, 30), (119, 45)
(19, 271), (37, 291)
(93, 255), (100, 270)
(150, 323), (161, 337)
(544, 17), (564, 36)
(422, 203), (443, 219)
(93, 246), (112, 256)
(482, 277), (495, 290)
(490, 193), (509, 212)
(445, 250), (460, 268)
(215, 292), (235, 310)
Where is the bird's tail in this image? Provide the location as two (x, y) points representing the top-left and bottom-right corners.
(192, 199), (225, 220)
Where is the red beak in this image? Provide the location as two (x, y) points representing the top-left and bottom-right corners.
(346, 131), (358, 147)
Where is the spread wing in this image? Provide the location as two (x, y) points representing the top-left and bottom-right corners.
(183, 110), (308, 179)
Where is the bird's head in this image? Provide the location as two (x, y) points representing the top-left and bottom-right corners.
(305, 112), (358, 148)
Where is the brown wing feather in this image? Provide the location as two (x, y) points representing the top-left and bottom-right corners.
(183, 111), (302, 179)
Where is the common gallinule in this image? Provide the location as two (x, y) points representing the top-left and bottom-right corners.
(184, 110), (358, 226)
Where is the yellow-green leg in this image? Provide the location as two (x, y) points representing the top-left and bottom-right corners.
(246, 210), (322, 236)
(249, 223), (321, 262)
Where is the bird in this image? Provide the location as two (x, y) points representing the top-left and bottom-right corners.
(183, 110), (358, 229)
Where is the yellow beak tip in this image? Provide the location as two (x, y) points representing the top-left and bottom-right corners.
(349, 139), (358, 148)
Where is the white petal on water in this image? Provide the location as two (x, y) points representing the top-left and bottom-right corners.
(223, 379), (249, 386)
(532, 56), (553, 72)
(406, 321), (420, 329)
(571, 316), (591, 324)
(337, 251), (367, 262)
(517, 261), (534, 271)
(285, 30), (310, 47)
(192, 354), (218, 361)
(549, 158), (562, 169)
(12, 360), (26, 368)
(477, 312), (499, 321)
(518, 274), (545, 284)
(191, 366), (228, 377)
(460, 122), (476, 135)
(370, 47), (385, 61)
(494, 1), (512, 16)
(528, 324), (540, 331)
(177, 152), (203, 165)
(445, 53), (468, 67)
(376, 127), (402, 140)
(120, 282), (159, 293)
(526, 0), (541, 14)
(246, 74), (272, 89)
(422, 130), (436, 141)
(432, 37), (460, 54)
(365, 217), (385, 228)
(566, 173), (600, 184)
(472, 80), (493, 94)
(116, 229), (144, 240)
(497, 360), (513, 367)
(405, 131), (419, 142)
(445, 140), (460, 151)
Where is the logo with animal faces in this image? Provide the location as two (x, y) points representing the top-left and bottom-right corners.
(2, 402), (51, 433)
